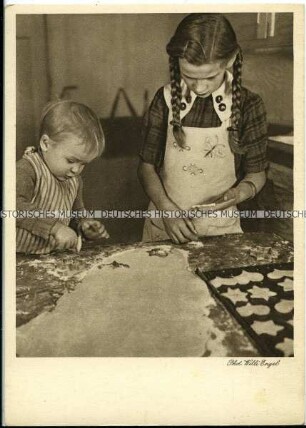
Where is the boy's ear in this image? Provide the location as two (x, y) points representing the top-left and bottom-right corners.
(40, 134), (50, 152)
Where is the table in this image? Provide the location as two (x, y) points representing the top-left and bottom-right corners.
(16, 232), (293, 357)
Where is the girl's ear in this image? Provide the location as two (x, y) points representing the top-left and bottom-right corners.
(40, 134), (50, 152)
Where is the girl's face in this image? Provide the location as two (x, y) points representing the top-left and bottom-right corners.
(40, 134), (97, 181)
(179, 58), (229, 98)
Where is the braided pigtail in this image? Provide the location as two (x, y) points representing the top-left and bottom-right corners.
(169, 56), (186, 147)
(228, 47), (247, 154)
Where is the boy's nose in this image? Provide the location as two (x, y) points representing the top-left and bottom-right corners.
(71, 165), (83, 175)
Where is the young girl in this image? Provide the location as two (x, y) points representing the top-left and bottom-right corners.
(139, 13), (268, 244)
(16, 100), (109, 254)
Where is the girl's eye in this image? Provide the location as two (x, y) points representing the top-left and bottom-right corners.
(67, 159), (75, 164)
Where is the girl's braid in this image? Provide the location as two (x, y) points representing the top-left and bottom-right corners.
(169, 56), (186, 147)
(228, 47), (247, 154)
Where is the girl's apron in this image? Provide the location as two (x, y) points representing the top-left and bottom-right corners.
(16, 149), (79, 254)
(143, 74), (242, 242)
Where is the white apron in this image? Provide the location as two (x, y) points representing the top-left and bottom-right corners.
(143, 74), (242, 242)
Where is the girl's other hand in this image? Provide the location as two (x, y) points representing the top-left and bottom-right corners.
(51, 223), (78, 251)
(81, 219), (110, 240)
(161, 200), (198, 244)
(163, 217), (198, 244)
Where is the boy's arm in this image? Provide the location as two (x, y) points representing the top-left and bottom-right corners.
(16, 158), (62, 240)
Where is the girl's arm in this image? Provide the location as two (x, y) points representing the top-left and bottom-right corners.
(138, 161), (198, 244)
(218, 91), (267, 207)
(222, 171), (266, 205)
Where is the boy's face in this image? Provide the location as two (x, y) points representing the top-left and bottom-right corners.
(179, 58), (232, 98)
(40, 135), (97, 181)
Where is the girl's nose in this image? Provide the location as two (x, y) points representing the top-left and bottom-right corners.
(193, 80), (207, 93)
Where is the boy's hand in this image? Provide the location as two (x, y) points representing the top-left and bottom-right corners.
(80, 219), (110, 240)
(51, 223), (78, 251)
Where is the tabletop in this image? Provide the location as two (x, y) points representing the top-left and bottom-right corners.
(16, 232), (293, 357)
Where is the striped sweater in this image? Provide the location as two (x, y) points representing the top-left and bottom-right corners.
(16, 149), (81, 254)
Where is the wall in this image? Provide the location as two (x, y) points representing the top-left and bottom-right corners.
(16, 13), (294, 243)
(45, 14), (185, 117)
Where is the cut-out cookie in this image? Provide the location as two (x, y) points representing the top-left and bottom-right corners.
(277, 278), (293, 292)
(237, 303), (270, 317)
(186, 240), (204, 249)
(275, 299), (294, 314)
(147, 246), (172, 257)
(267, 269), (293, 280)
(221, 288), (248, 304)
(275, 338), (294, 356)
(211, 271), (264, 288)
(249, 286), (277, 301)
(251, 320), (284, 336)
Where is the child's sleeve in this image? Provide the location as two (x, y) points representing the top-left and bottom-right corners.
(240, 92), (268, 173)
(16, 158), (60, 240)
(139, 87), (169, 168)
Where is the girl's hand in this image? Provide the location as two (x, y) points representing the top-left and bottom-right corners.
(214, 182), (255, 210)
(161, 201), (198, 244)
(213, 188), (239, 210)
(80, 219), (110, 240)
(51, 223), (78, 251)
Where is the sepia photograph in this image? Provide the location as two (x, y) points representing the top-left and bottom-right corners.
(15, 11), (295, 358)
(3, 2), (304, 426)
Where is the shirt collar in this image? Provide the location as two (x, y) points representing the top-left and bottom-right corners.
(182, 70), (233, 122)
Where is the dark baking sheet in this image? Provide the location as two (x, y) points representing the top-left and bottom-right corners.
(196, 263), (294, 357)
